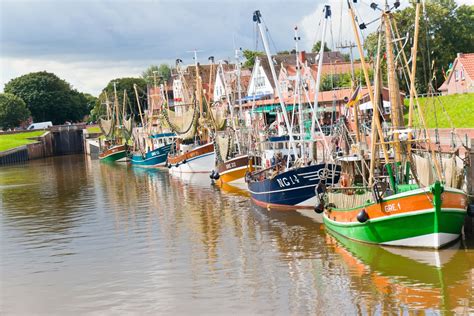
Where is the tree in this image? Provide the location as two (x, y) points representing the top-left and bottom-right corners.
(0, 93), (31, 130)
(364, 1), (474, 93)
(311, 41), (331, 53)
(90, 77), (147, 122)
(142, 64), (172, 86)
(242, 50), (264, 68)
(4, 71), (90, 124)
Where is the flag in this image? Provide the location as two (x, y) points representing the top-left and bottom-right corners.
(346, 85), (361, 107)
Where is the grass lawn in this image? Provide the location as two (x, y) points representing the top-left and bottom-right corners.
(0, 131), (46, 152)
(86, 126), (102, 134)
(403, 93), (474, 128)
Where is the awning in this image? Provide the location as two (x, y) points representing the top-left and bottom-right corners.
(240, 93), (273, 101)
(358, 100), (391, 111)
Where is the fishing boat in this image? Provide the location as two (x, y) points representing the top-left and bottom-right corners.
(98, 84), (130, 162)
(321, 1), (468, 248)
(166, 53), (225, 174)
(130, 84), (176, 168)
(210, 58), (259, 187)
(246, 9), (340, 210)
(130, 132), (176, 167)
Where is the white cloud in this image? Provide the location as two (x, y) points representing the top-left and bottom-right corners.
(0, 57), (173, 95)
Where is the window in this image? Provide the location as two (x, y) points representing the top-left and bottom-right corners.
(461, 69), (465, 81)
(455, 70), (459, 81)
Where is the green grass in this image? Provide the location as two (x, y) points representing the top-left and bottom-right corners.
(0, 131), (46, 152)
(403, 93), (474, 128)
(86, 126), (102, 134)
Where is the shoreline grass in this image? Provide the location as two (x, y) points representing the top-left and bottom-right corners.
(403, 93), (474, 128)
(0, 131), (46, 152)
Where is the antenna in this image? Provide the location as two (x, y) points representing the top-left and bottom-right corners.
(186, 49), (204, 66)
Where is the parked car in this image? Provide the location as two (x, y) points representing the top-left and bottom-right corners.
(27, 121), (53, 130)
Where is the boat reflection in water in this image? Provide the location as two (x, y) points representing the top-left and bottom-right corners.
(325, 230), (474, 314)
(215, 181), (251, 198)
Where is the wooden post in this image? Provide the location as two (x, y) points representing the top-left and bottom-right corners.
(465, 139), (474, 239)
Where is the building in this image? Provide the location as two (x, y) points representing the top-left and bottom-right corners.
(438, 53), (474, 95)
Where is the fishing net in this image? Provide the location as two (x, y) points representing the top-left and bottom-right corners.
(161, 102), (198, 140)
(441, 156), (464, 189)
(326, 191), (374, 209)
(99, 117), (114, 138)
(210, 104), (228, 131)
(413, 154), (434, 187)
(215, 133), (233, 162)
(122, 117), (133, 140)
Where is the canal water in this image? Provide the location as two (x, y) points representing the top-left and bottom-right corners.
(1, 155), (473, 315)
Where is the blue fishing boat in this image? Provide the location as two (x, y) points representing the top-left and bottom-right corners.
(247, 162), (340, 210)
(130, 132), (176, 168)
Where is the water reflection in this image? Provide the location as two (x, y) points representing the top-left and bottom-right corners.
(1, 156), (473, 314)
(326, 231), (474, 314)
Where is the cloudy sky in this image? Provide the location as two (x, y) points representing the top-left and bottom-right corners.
(0, 0), (469, 95)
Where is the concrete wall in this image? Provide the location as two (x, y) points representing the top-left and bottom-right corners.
(0, 125), (85, 166)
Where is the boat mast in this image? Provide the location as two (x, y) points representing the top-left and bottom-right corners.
(133, 84), (145, 128)
(253, 10), (298, 160)
(347, 0), (391, 186)
(311, 5), (331, 139)
(383, 3), (403, 165)
(293, 26), (304, 143)
(407, 0), (421, 154)
(220, 61), (241, 154)
(113, 82), (120, 140)
(235, 49), (243, 120)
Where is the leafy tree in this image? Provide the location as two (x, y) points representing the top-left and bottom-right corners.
(364, 1), (474, 93)
(0, 93), (31, 130)
(4, 71), (90, 124)
(242, 50), (264, 68)
(320, 69), (374, 91)
(142, 64), (172, 86)
(91, 77), (147, 122)
(311, 41), (331, 53)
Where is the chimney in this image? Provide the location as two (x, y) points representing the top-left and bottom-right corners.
(457, 53), (464, 59)
(299, 51), (306, 64)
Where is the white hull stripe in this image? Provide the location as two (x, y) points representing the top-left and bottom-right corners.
(381, 232), (460, 249)
(249, 183), (317, 195)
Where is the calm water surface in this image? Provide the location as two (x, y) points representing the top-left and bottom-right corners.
(1, 155), (473, 315)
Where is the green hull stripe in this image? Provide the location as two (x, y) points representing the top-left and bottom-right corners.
(324, 209), (465, 245)
(99, 150), (127, 162)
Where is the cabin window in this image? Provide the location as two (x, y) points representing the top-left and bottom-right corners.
(461, 69), (465, 80)
(455, 70), (459, 81)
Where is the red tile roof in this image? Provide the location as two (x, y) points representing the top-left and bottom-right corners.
(439, 53), (474, 90)
(458, 53), (474, 79)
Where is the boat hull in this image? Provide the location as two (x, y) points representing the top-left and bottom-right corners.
(168, 143), (215, 174)
(215, 155), (257, 186)
(130, 144), (172, 168)
(247, 163), (341, 210)
(323, 187), (467, 249)
(99, 144), (127, 162)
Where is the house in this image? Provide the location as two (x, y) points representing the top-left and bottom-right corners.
(171, 63), (218, 107)
(438, 53), (474, 95)
(246, 57), (279, 100)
